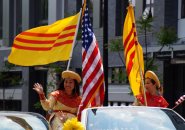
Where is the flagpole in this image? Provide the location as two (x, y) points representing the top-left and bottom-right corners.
(103, 0), (109, 106)
(129, 4), (147, 106)
(66, 9), (82, 70)
(136, 44), (147, 106)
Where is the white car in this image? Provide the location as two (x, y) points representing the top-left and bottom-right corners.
(81, 106), (185, 130)
(0, 111), (49, 130)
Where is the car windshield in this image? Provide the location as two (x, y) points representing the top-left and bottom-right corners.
(0, 113), (49, 130)
(86, 107), (185, 130)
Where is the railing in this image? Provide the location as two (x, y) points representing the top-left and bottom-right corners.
(108, 84), (134, 106)
(108, 101), (133, 106)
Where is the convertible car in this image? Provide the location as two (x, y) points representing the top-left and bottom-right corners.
(81, 106), (185, 130)
(0, 111), (49, 130)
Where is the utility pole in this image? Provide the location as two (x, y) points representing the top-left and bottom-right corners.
(103, 0), (108, 106)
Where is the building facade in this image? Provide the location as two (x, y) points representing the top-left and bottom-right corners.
(0, 0), (185, 116)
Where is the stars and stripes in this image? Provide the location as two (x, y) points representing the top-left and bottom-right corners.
(77, 7), (105, 120)
(175, 95), (185, 105)
(172, 95), (185, 109)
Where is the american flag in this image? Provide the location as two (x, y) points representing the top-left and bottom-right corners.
(77, 7), (105, 120)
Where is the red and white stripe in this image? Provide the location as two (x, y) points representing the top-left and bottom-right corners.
(77, 6), (105, 120)
(81, 34), (105, 106)
(77, 34), (105, 120)
(175, 95), (185, 105)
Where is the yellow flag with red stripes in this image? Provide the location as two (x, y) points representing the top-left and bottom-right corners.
(8, 12), (80, 66)
(123, 5), (144, 96)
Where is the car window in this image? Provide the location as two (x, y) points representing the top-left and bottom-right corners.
(0, 114), (49, 130)
(162, 109), (185, 130)
(85, 107), (185, 130)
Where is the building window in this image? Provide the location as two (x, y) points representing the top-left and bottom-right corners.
(181, 0), (185, 18)
(76, 0), (82, 12)
(39, 0), (48, 26)
(8, 0), (22, 46)
(0, 0), (2, 39)
(100, 0), (104, 28)
(115, 0), (128, 36)
(0, 100), (21, 111)
(0, 71), (22, 87)
(15, 0), (22, 35)
(88, 0), (93, 23)
(33, 0), (48, 26)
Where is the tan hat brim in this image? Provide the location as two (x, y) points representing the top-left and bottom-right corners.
(62, 70), (81, 83)
(145, 70), (160, 88)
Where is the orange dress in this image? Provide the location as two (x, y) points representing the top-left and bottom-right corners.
(40, 90), (81, 130)
(136, 92), (169, 108)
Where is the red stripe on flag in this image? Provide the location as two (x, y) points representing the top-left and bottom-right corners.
(124, 27), (134, 49)
(82, 47), (98, 78)
(125, 38), (135, 58)
(58, 32), (75, 39)
(99, 83), (105, 104)
(13, 40), (73, 51)
(80, 74), (104, 110)
(126, 51), (135, 76)
(63, 25), (77, 31)
(82, 59), (102, 94)
(53, 40), (73, 47)
(13, 44), (51, 51)
(135, 41), (138, 45)
(21, 32), (59, 37)
(15, 32), (75, 45)
(82, 50), (86, 63)
(15, 37), (55, 44)
(122, 5), (144, 96)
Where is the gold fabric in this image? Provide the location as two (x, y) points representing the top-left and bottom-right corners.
(40, 90), (81, 130)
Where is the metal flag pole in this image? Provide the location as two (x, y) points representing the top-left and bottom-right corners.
(66, 9), (82, 70)
(103, 0), (109, 106)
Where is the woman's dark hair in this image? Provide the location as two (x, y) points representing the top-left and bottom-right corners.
(150, 78), (163, 95)
(150, 78), (156, 85)
(57, 79), (80, 96)
(150, 78), (161, 88)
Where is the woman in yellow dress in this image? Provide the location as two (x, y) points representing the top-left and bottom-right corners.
(33, 70), (82, 130)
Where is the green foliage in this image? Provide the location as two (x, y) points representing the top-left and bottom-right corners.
(109, 38), (125, 66)
(109, 38), (123, 52)
(118, 69), (127, 83)
(47, 63), (64, 73)
(4, 61), (16, 70)
(0, 72), (21, 86)
(0, 61), (21, 87)
(77, 28), (82, 40)
(111, 68), (128, 84)
(136, 16), (153, 34)
(145, 58), (158, 72)
(156, 27), (178, 47)
(0, 72), (5, 82)
(34, 102), (42, 109)
(136, 16), (154, 71)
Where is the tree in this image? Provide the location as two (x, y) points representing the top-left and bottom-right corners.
(109, 38), (124, 66)
(156, 27), (178, 52)
(137, 16), (153, 71)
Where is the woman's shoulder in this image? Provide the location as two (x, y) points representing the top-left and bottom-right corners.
(50, 90), (64, 97)
(156, 96), (169, 107)
(73, 95), (82, 104)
